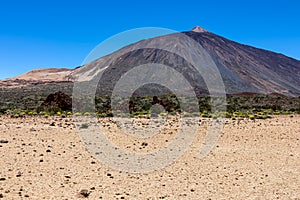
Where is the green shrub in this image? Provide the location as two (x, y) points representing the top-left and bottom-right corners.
(39, 111), (47, 115)
(159, 112), (167, 116)
(98, 113), (107, 118)
(201, 113), (209, 118)
(249, 115), (255, 120)
(48, 106), (61, 114)
(36, 106), (45, 113)
(80, 123), (89, 129)
(211, 114), (218, 119)
(169, 111), (177, 115)
(74, 112), (82, 116)
(84, 112), (90, 116)
(261, 115), (270, 119)
(183, 112), (192, 117)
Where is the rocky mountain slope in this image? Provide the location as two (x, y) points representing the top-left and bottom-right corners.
(0, 68), (75, 87)
(185, 27), (300, 96)
(1, 26), (299, 97)
(75, 26), (299, 97)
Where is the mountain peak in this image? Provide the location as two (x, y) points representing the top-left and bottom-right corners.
(191, 26), (208, 33)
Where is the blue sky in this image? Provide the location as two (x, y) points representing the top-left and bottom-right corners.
(0, 0), (300, 80)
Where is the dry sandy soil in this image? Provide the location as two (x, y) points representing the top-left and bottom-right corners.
(0, 115), (299, 199)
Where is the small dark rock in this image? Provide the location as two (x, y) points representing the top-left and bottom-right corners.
(0, 178), (5, 181)
(141, 142), (148, 146)
(78, 189), (90, 198)
(46, 149), (51, 153)
(50, 122), (55, 126)
(0, 193), (3, 198)
(0, 140), (8, 144)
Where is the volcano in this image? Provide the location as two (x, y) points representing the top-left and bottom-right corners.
(1, 26), (300, 97)
(73, 26), (300, 97)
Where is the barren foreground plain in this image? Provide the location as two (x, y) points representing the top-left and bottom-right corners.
(0, 115), (299, 199)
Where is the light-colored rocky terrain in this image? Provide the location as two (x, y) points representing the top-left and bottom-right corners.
(0, 115), (299, 199)
(0, 68), (76, 88)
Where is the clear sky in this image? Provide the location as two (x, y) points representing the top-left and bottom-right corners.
(0, 0), (300, 80)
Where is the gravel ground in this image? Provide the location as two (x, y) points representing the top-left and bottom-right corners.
(0, 115), (299, 199)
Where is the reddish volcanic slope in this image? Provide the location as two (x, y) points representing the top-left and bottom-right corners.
(0, 68), (76, 87)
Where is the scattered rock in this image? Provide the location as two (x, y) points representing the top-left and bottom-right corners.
(141, 142), (148, 147)
(105, 172), (114, 179)
(77, 189), (90, 198)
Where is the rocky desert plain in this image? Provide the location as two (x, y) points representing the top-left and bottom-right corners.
(0, 114), (299, 199)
